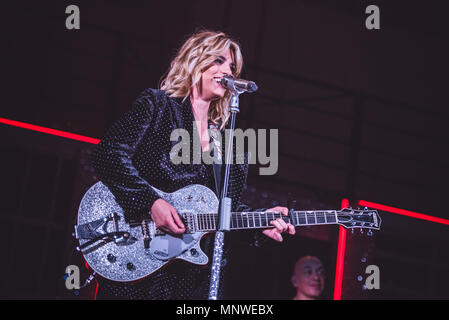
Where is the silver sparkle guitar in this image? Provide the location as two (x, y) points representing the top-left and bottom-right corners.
(74, 182), (381, 282)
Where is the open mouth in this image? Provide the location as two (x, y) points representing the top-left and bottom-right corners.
(213, 77), (225, 88)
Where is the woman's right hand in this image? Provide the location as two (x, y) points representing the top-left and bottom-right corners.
(150, 198), (186, 234)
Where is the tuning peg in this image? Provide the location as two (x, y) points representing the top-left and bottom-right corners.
(351, 229), (354, 234)
(360, 229), (364, 234)
(367, 229), (373, 236)
(364, 207), (368, 210)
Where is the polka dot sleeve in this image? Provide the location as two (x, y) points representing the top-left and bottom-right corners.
(91, 89), (161, 221)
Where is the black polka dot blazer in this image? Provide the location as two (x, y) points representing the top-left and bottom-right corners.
(91, 88), (252, 223)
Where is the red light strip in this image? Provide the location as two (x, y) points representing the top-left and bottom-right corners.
(94, 281), (99, 300)
(358, 200), (449, 226)
(332, 199), (449, 301)
(0, 117), (101, 145)
(333, 198), (349, 300)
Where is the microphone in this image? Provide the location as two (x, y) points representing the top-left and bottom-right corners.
(220, 75), (258, 93)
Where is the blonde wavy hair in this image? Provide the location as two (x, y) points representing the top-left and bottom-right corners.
(160, 30), (243, 129)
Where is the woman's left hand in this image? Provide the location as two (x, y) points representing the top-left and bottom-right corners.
(262, 206), (296, 242)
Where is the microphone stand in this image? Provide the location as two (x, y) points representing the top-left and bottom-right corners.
(208, 86), (245, 300)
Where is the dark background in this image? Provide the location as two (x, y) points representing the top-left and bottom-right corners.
(1, 0), (448, 299)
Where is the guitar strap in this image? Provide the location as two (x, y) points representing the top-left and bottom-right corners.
(209, 122), (223, 197)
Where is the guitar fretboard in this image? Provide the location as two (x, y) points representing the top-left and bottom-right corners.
(195, 210), (338, 232)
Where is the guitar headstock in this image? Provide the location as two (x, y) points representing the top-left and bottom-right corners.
(337, 207), (381, 232)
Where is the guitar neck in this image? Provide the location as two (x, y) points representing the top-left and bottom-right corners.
(195, 210), (339, 232)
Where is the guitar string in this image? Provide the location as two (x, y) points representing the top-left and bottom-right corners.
(194, 211), (339, 231)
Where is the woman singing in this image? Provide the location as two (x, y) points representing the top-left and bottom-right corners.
(91, 30), (295, 299)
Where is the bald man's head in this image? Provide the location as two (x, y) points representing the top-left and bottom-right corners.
(291, 256), (325, 300)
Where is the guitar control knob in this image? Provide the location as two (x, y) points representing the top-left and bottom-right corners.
(126, 262), (135, 271)
(190, 248), (198, 257)
(107, 254), (116, 263)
